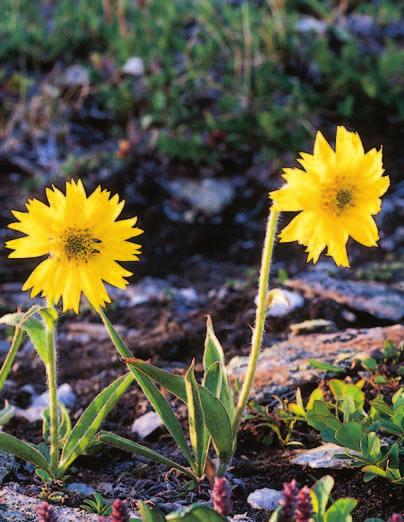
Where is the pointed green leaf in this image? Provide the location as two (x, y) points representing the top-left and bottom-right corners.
(0, 432), (49, 470)
(125, 358), (187, 401)
(198, 386), (233, 461)
(98, 431), (194, 479)
(132, 366), (193, 467)
(204, 362), (222, 397)
(203, 317), (234, 420)
(59, 373), (134, 471)
(125, 359), (234, 462)
(185, 362), (208, 476)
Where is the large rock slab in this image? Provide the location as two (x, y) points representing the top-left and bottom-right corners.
(286, 271), (403, 321)
(227, 325), (404, 394)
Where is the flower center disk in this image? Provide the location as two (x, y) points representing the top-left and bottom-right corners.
(336, 189), (353, 209)
(64, 228), (100, 261)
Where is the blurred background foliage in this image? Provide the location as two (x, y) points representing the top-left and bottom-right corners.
(0, 0), (403, 168)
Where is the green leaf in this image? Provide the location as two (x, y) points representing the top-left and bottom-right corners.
(198, 386), (233, 462)
(360, 433), (382, 461)
(185, 362), (208, 476)
(203, 317), (234, 420)
(0, 403), (15, 426)
(329, 380), (364, 410)
(204, 362), (222, 397)
(166, 503), (227, 521)
(137, 501), (166, 522)
(311, 475), (334, 515)
(0, 432), (49, 470)
(0, 307), (49, 364)
(59, 373), (134, 472)
(335, 422), (364, 451)
(125, 358), (187, 402)
(125, 359), (234, 462)
(307, 388), (324, 411)
(129, 366), (193, 468)
(306, 401), (342, 432)
(361, 465), (387, 478)
(362, 358), (378, 372)
(308, 360), (345, 373)
(325, 498), (357, 522)
(98, 432), (194, 478)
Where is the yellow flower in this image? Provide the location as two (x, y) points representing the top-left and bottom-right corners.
(6, 179), (143, 313)
(270, 126), (389, 267)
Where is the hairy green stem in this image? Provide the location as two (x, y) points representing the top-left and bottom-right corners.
(46, 324), (59, 475)
(232, 208), (279, 434)
(0, 328), (24, 391)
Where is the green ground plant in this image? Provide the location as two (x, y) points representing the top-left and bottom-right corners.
(1, 0), (403, 164)
(0, 306), (134, 480)
(289, 380), (404, 484)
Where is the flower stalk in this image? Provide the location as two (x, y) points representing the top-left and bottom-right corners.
(42, 310), (59, 475)
(232, 207), (279, 435)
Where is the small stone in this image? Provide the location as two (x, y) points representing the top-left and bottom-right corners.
(167, 178), (235, 216)
(131, 411), (163, 439)
(247, 488), (282, 511)
(16, 384), (76, 422)
(61, 65), (89, 87)
(67, 482), (96, 497)
(0, 452), (15, 483)
(0, 340), (11, 354)
(266, 290), (304, 318)
(122, 56), (145, 76)
(291, 443), (354, 469)
(296, 16), (327, 34)
(290, 319), (336, 335)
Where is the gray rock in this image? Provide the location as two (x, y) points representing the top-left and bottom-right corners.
(67, 482), (96, 497)
(131, 411), (163, 439)
(0, 452), (15, 483)
(247, 487), (282, 510)
(286, 271), (404, 321)
(168, 178), (235, 216)
(291, 443), (354, 469)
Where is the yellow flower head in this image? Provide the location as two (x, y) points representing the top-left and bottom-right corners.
(6, 179), (143, 313)
(270, 126), (389, 267)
